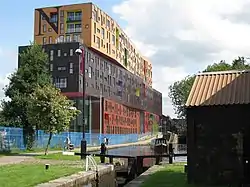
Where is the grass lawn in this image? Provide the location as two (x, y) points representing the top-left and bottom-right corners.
(0, 163), (82, 187)
(36, 153), (82, 161)
(141, 163), (226, 187)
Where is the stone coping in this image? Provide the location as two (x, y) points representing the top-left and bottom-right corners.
(124, 164), (166, 187)
(36, 164), (114, 187)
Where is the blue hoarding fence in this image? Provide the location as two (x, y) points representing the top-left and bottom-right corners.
(0, 126), (149, 151)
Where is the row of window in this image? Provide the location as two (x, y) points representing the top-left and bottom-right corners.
(104, 125), (137, 134)
(49, 48), (74, 61)
(50, 63), (74, 74)
(85, 51), (144, 87)
(104, 114), (137, 127)
(41, 11), (82, 23)
(104, 100), (138, 118)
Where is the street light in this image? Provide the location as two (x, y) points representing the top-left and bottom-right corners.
(75, 47), (87, 159)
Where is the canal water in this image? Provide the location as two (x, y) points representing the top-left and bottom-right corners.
(91, 145), (187, 166)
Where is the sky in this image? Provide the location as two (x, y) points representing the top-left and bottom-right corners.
(1, 0), (250, 117)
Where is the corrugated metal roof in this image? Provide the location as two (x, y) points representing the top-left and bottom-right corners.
(185, 70), (250, 107)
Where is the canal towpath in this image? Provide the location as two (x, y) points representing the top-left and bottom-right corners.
(0, 135), (156, 165)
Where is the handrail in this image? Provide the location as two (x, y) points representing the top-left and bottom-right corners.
(86, 155), (98, 172)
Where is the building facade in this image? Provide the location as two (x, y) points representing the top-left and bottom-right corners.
(33, 2), (152, 86)
(18, 42), (162, 133)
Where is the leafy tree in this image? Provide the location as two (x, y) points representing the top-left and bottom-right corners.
(1, 43), (51, 149)
(169, 57), (250, 118)
(26, 85), (80, 155)
(169, 76), (195, 118)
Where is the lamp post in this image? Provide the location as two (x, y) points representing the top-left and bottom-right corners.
(75, 47), (87, 159)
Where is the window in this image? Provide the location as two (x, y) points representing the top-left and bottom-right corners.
(57, 50), (61, 57)
(48, 28), (52, 32)
(75, 24), (82, 32)
(69, 62), (73, 74)
(94, 22), (96, 33)
(88, 66), (92, 78)
(101, 28), (105, 39)
(50, 50), (53, 61)
(50, 64), (53, 71)
(67, 23), (82, 33)
(60, 23), (64, 34)
(70, 49), (73, 56)
(67, 12), (74, 20)
(60, 10), (64, 17)
(75, 12), (82, 20)
(67, 23), (74, 33)
(112, 35), (115, 45)
(50, 14), (58, 23)
(43, 37), (46, 44)
(59, 35), (64, 42)
(96, 37), (100, 48)
(49, 36), (52, 44)
(55, 78), (67, 88)
(73, 34), (81, 42)
(66, 35), (71, 42)
(41, 14), (45, 20)
(107, 20), (110, 29)
(67, 11), (82, 21)
(43, 24), (46, 32)
(57, 66), (66, 71)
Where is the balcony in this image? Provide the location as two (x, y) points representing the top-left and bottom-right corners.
(67, 16), (82, 22)
(66, 28), (82, 33)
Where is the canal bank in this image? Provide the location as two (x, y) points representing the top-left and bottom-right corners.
(36, 164), (116, 187)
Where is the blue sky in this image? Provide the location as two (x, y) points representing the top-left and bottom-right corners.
(0, 0), (125, 81)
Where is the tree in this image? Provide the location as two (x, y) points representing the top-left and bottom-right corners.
(1, 43), (51, 149)
(169, 76), (195, 118)
(26, 85), (80, 155)
(169, 57), (250, 118)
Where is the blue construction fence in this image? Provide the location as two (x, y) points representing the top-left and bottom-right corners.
(0, 126), (151, 150)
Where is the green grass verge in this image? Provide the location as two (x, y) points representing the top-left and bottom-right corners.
(0, 163), (81, 187)
(36, 153), (82, 161)
(141, 163), (225, 187)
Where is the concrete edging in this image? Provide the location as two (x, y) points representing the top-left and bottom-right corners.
(124, 164), (166, 187)
(36, 164), (115, 187)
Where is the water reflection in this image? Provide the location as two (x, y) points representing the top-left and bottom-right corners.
(91, 145), (187, 166)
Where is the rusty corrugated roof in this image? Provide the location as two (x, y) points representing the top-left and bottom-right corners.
(185, 70), (250, 107)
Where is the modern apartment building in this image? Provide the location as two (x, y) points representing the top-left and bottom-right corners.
(18, 42), (162, 133)
(33, 2), (153, 86)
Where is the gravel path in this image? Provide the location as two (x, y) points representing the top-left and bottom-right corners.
(0, 156), (35, 166)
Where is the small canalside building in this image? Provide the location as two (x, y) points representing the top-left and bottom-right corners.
(186, 70), (250, 185)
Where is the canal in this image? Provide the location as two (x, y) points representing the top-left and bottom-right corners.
(90, 144), (187, 166)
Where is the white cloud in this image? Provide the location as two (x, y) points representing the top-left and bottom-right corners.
(113, 0), (250, 117)
(0, 47), (16, 102)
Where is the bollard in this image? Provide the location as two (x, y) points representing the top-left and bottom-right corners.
(100, 143), (106, 163)
(45, 164), (50, 170)
(169, 143), (173, 164)
(155, 156), (160, 165)
(109, 157), (113, 164)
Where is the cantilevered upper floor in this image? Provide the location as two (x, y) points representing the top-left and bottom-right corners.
(33, 2), (153, 86)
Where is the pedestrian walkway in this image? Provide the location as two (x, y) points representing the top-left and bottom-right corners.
(0, 156), (35, 166)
